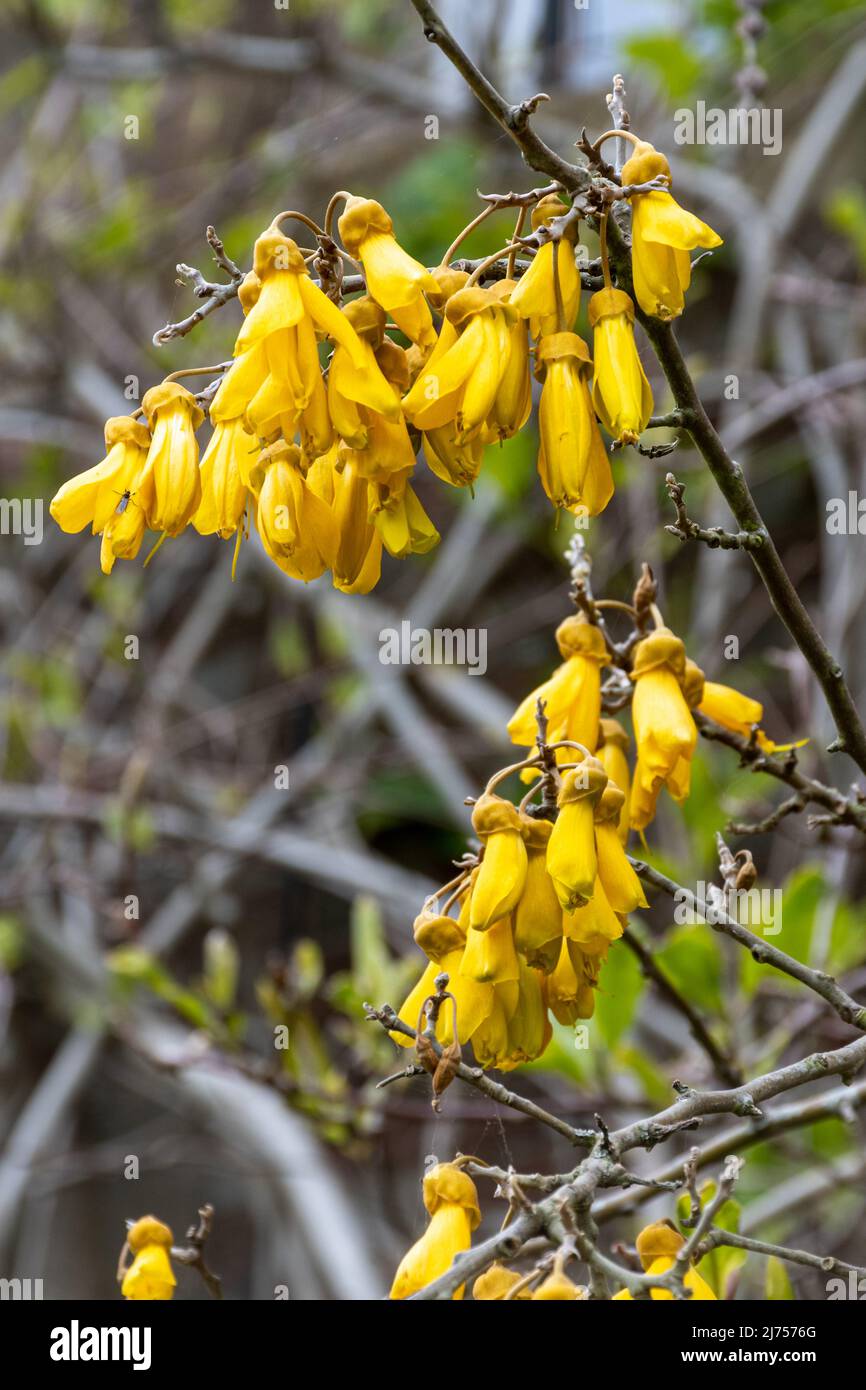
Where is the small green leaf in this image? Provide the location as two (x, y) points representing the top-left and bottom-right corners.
(765, 1256), (795, 1300)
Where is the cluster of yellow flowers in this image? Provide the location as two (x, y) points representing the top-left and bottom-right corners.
(118, 1215), (176, 1301)
(389, 1162), (716, 1301)
(390, 591), (798, 1075)
(391, 711), (647, 1072)
(49, 139), (721, 590)
(510, 610), (800, 836)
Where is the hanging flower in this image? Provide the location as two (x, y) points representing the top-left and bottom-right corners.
(612, 1220), (717, 1301)
(535, 332), (613, 517)
(597, 718), (632, 844)
(620, 140), (722, 321)
(50, 416), (152, 537)
(467, 793), (528, 931)
(326, 295), (404, 453)
(546, 758), (608, 911)
(141, 381), (204, 537)
(390, 1161), (481, 1300)
(121, 1216), (176, 1302)
(508, 194), (581, 338)
(485, 279), (532, 441)
(472, 1263), (531, 1300)
(512, 815), (563, 973)
(402, 286), (514, 445)
(594, 782), (647, 914)
(507, 613), (609, 755)
(698, 679), (805, 753)
(193, 417), (253, 540)
(329, 453), (383, 595)
(588, 287), (653, 445)
(629, 627), (697, 831)
(547, 937), (600, 1026)
(338, 196), (440, 349)
(254, 439), (336, 581)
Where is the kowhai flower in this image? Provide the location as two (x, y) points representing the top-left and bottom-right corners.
(620, 140), (722, 321)
(546, 758), (608, 911)
(390, 1162), (481, 1300)
(613, 1220), (717, 1301)
(629, 627), (697, 832)
(507, 613), (609, 756)
(338, 196), (440, 349)
(588, 287), (653, 445)
(141, 381), (204, 537)
(535, 332), (613, 517)
(50, 416), (152, 537)
(121, 1216), (176, 1302)
(508, 194), (581, 338)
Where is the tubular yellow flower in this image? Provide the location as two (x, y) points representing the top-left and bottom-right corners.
(141, 382), (204, 536)
(121, 1216), (176, 1302)
(472, 1263), (531, 1300)
(402, 286), (513, 444)
(390, 1162), (481, 1300)
(536, 332), (613, 517)
(563, 874), (624, 949)
(330, 454), (383, 595)
(547, 936), (597, 1025)
(339, 196), (440, 349)
(468, 793), (528, 931)
(508, 195), (581, 338)
(193, 417), (252, 539)
(532, 1269), (582, 1300)
(612, 1221), (717, 1301)
(470, 983), (516, 1067)
(597, 718), (631, 844)
(50, 416), (151, 535)
(594, 783), (647, 914)
(254, 440), (336, 581)
(620, 141), (722, 321)
(588, 287), (653, 445)
(486, 279), (532, 441)
(460, 915), (520, 985)
(629, 627), (698, 831)
(422, 423), (485, 489)
(98, 459), (155, 575)
(236, 228), (365, 363)
(370, 473), (439, 558)
(512, 815), (563, 973)
(391, 905), (494, 1049)
(698, 679), (805, 753)
(501, 959), (551, 1067)
(546, 758), (608, 911)
(326, 296), (403, 451)
(508, 614), (608, 754)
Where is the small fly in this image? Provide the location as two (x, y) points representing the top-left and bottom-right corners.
(114, 488), (137, 515)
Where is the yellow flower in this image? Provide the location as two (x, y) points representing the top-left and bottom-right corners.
(597, 718), (631, 844)
(121, 1216), (176, 1302)
(508, 614), (608, 754)
(471, 981), (518, 1067)
(98, 460), (155, 575)
(193, 417), (252, 539)
(512, 815), (563, 973)
(535, 332), (613, 517)
(508, 195), (581, 338)
(501, 959), (551, 1067)
(422, 423), (485, 489)
(472, 1263), (531, 1300)
(698, 679), (805, 753)
(254, 440), (336, 581)
(588, 287), (653, 445)
(485, 279), (532, 441)
(547, 936), (597, 1025)
(562, 875), (624, 950)
(546, 758), (608, 910)
(330, 454), (383, 594)
(629, 627), (697, 831)
(50, 416), (151, 535)
(370, 474), (439, 558)
(326, 296), (404, 452)
(390, 1162), (481, 1300)
(460, 915), (520, 985)
(339, 196), (440, 349)
(468, 793), (528, 930)
(391, 906), (494, 1049)
(613, 1220), (717, 1301)
(403, 286), (514, 444)
(532, 1268), (582, 1300)
(594, 783), (647, 914)
(620, 141), (722, 321)
(141, 382), (204, 536)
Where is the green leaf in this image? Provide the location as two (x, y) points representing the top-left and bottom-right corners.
(740, 866), (822, 996)
(765, 1256), (795, 1300)
(594, 937), (643, 1047)
(657, 923), (724, 1015)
